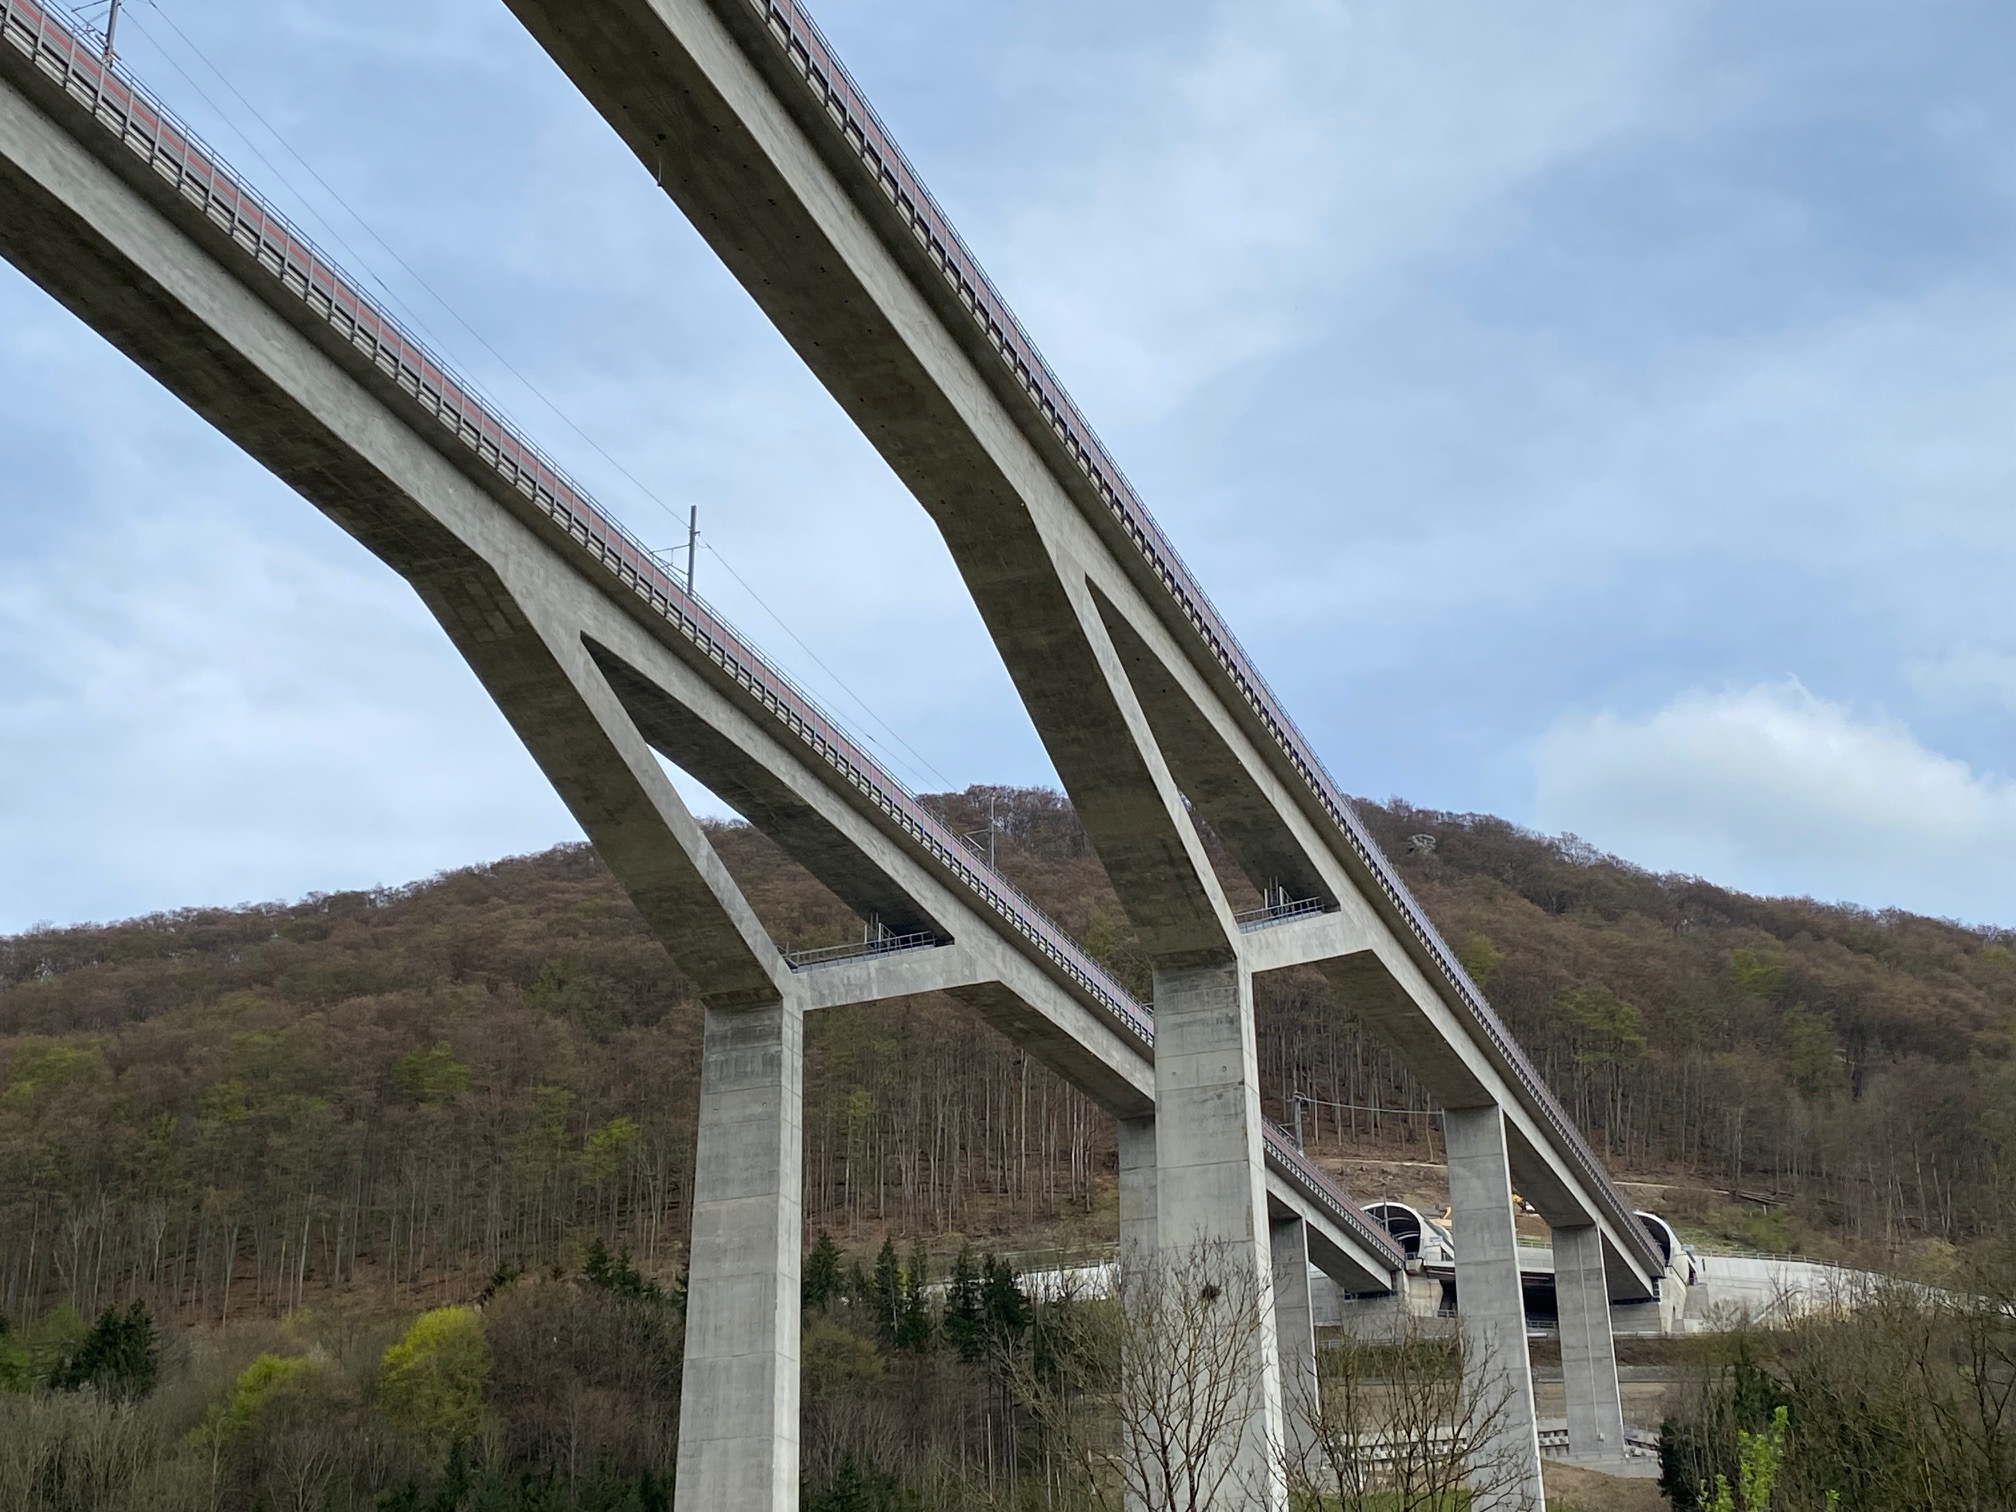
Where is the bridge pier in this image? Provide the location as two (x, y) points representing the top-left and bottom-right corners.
(674, 993), (805, 1512)
(1118, 1115), (1156, 1512)
(1269, 1215), (1321, 1479)
(1150, 959), (1286, 1510)
(1445, 1105), (1546, 1512)
(1554, 1223), (1627, 1462)
(0, 13), (1662, 1510)
(1119, 1114), (1158, 1259)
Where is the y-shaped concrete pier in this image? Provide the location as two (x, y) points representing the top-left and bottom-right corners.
(0, 1), (1668, 1505)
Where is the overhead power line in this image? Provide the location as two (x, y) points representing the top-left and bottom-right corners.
(117, 2), (964, 806)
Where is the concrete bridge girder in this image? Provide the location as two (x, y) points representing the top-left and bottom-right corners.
(503, 0), (1242, 966)
(1244, 924), (1657, 1303)
(0, 3), (1645, 1504)
(0, 44), (799, 1009)
(495, 0), (1658, 1284)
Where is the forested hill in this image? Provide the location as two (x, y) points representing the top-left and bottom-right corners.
(2, 789), (2011, 1325)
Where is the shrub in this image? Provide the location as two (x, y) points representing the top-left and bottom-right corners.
(377, 1306), (491, 1446)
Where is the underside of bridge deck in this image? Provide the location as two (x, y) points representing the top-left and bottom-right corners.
(0, 2), (1659, 1505)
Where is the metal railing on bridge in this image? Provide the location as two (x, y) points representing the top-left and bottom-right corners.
(1235, 895), (1327, 932)
(0, 0), (1599, 1282)
(728, 0), (1658, 1275)
(783, 930), (936, 971)
(0, 0), (1154, 1054)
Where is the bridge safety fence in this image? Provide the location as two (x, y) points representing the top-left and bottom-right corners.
(1262, 1118), (1407, 1269)
(737, 0), (1655, 1270)
(1, 0), (1530, 1281)
(0, 0), (1168, 1053)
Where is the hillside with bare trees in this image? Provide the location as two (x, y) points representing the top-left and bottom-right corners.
(3, 787), (2011, 1331)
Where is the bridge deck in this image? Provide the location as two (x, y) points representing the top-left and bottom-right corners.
(0, 0), (1404, 1286)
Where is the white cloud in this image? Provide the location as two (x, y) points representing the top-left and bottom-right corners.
(1533, 682), (2016, 926)
(984, 0), (1694, 426)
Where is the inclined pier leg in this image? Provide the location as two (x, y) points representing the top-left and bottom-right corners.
(674, 996), (804, 1512)
(1554, 1223), (1627, 1462)
(1270, 1215), (1321, 1480)
(1445, 1105), (1546, 1512)
(1150, 960), (1286, 1511)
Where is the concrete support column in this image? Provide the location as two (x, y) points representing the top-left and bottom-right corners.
(1150, 959), (1284, 1511)
(1269, 1216), (1320, 1478)
(1118, 1118), (1156, 1512)
(1119, 1115), (1158, 1261)
(1554, 1224), (1626, 1462)
(675, 994), (804, 1512)
(1444, 1105), (1545, 1512)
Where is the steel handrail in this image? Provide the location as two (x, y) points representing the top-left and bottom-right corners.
(0, 0), (1155, 1050)
(783, 930), (935, 969)
(1234, 896), (1326, 931)
(2, 0), (1643, 1273)
(1261, 1119), (1406, 1272)
(732, 0), (1655, 1270)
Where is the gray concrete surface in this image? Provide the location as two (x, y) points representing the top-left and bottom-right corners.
(1150, 960), (1285, 1509)
(1446, 1107), (1546, 1512)
(1554, 1223), (1627, 1463)
(678, 997), (805, 1510)
(1271, 1216), (1321, 1478)
(1119, 1116), (1157, 1260)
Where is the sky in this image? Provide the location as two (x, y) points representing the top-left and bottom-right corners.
(1, 0), (2012, 933)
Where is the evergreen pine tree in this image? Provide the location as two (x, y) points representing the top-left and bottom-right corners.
(980, 1254), (1028, 1348)
(52, 1300), (158, 1400)
(944, 1243), (984, 1363)
(584, 1239), (664, 1303)
(810, 1453), (871, 1512)
(896, 1239), (933, 1353)
(804, 1230), (843, 1311)
(871, 1237), (902, 1347)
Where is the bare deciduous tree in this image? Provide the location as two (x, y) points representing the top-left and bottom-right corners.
(996, 1239), (1282, 1512)
(1282, 1317), (1538, 1512)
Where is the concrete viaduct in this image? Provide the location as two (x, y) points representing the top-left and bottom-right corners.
(0, 2), (1671, 1506)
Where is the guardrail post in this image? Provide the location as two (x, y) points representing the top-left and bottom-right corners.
(675, 991), (804, 1512)
(1554, 1223), (1626, 1463)
(1444, 1105), (1545, 1512)
(1150, 959), (1285, 1511)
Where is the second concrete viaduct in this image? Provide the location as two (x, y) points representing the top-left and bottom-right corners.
(0, 1), (1669, 1505)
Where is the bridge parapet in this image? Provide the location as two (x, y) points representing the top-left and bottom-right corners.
(708, 0), (1656, 1282)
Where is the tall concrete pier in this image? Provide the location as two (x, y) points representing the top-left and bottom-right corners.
(1446, 1106), (1547, 1512)
(678, 997), (805, 1507)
